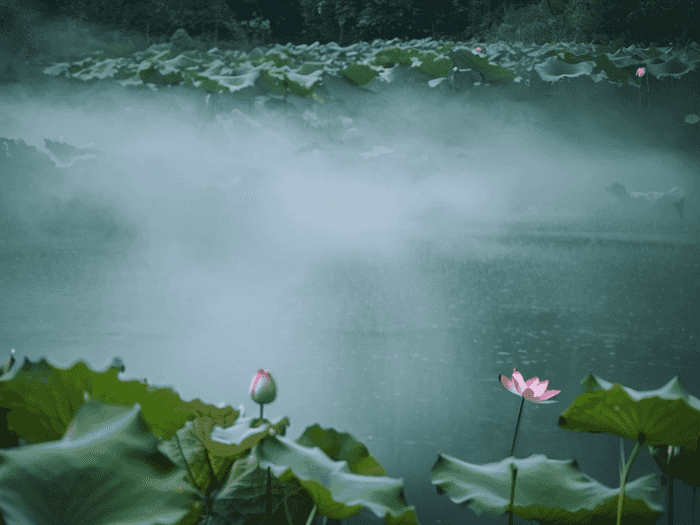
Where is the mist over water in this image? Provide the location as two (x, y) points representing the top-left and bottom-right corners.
(1, 62), (699, 524)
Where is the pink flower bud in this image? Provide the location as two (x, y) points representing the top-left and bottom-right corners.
(250, 369), (277, 404)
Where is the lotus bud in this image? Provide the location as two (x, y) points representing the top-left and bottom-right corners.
(250, 369), (276, 421)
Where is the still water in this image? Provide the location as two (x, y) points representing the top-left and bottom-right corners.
(1, 223), (698, 524)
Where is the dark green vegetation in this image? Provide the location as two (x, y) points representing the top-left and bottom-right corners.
(1, 355), (699, 524)
(1, 0), (698, 85)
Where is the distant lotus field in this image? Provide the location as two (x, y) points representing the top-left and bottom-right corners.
(41, 34), (700, 129)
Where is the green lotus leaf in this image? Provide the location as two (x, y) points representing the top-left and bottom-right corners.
(431, 453), (664, 525)
(256, 51), (293, 68)
(205, 450), (317, 525)
(446, 49), (516, 84)
(558, 374), (700, 452)
(162, 415), (289, 479)
(534, 56), (594, 83)
(179, 420), (419, 523)
(138, 64), (184, 86)
(418, 53), (453, 78)
(156, 414), (291, 497)
(373, 47), (414, 68)
(0, 400), (198, 525)
(295, 423), (387, 477)
(340, 63), (379, 87)
(260, 431), (419, 523)
(647, 442), (700, 486)
(0, 356), (240, 444)
(259, 67), (324, 102)
(591, 53), (630, 84)
(158, 415), (317, 524)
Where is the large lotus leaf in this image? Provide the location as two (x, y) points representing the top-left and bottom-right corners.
(157, 416), (317, 525)
(340, 63), (379, 86)
(190, 70), (261, 94)
(431, 453), (664, 525)
(558, 374), (700, 452)
(646, 55), (698, 80)
(295, 423), (387, 477)
(0, 400), (198, 525)
(159, 416), (288, 484)
(0, 356), (240, 444)
(445, 49), (516, 84)
(258, 66), (324, 103)
(138, 64), (185, 86)
(158, 417), (230, 500)
(259, 432), (419, 523)
(156, 415), (291, 498)
(588, 53), (630, 84)
(647, 442), (700, 487)
(205, 451), (317, 525)
(204, 419), (419, 523)
(534, 55), (594, 83)
(372, 47), (415, 68)
(255, 51), (293, 68)
(417, 53), (453, 78)
(200, 415), (292, 458)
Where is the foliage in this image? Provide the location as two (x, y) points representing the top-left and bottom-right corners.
(299, 0), (362, 46)
(0, 401), (197, 525)
(0, 356), (419, 525)
(9, 0), (700, 54)
(477, 0), (699, 50)
(236, 14), (273, 48)
(548, 0), (699, 49)
(481, 0), (565, 44)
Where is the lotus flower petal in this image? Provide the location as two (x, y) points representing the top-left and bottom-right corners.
(500, 369), (561, 403)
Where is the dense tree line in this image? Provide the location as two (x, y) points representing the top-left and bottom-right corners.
(3, 0), (699, 51)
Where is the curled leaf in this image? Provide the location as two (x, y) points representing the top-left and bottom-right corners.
(0, 400), (197, 525)
(0, 356), (240, 444)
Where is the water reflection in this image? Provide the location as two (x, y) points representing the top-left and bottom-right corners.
(1, 225), (698, 525)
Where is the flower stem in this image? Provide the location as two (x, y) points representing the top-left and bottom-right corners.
(617, 438), (643, 525)
(508, 397), (525, 525)
(266, 466), (272, 525)
(508, 464), (518, 525)
(304, 504), (317, 525)
(510, 397), (525, 457)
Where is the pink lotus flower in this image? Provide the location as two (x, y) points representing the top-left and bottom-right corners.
(500, 368), (561, 525)
(635, 67), (648, 114)
(500, 368), (561, 403)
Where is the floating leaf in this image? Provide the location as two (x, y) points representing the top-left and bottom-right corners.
(684, 113), (700, 124)
(447, 49), (516, 84)
(339, 63), (379, 87)
(431, 453), (663, 525)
